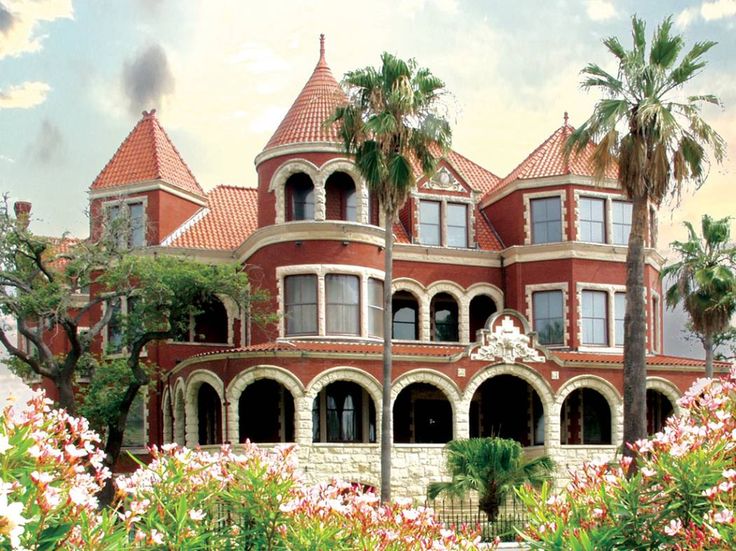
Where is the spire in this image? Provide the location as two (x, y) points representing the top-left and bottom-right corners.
(563, 111), (569, 127)
(319, 33), (326, 65)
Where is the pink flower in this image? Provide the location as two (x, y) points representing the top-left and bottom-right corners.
(189, 509), (206, 521)
(664, 518), (682, 536)
(713, 509), (735, 524)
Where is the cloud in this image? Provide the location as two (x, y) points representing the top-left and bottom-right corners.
(0, 0), (72, 59)
(122, 43), (175, 116)
(585, 0), (617, 21)
(676, 7), (699, 28)
(701, 0), (736, 20)
(398, 0), (458, 16)
(0, 81), (50, 109)
(26, 119), (65, 165)
(0, 154), (14, 163)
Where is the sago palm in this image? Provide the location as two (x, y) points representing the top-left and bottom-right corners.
(329, 53), (452, 501)
(663, 215), (736, 378)
(566, 16), (725, 457)
(428, 438), (553, 522)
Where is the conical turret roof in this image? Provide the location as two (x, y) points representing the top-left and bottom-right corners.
(91, 109), (204, 197)
(263, 35), (346, 151)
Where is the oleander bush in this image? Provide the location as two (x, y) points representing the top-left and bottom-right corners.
(0, 392), (483, 550)
(518, 367), (736, 550)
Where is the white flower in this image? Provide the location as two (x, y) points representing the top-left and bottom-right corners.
(189, 509), (206, 521)
(0, 434), (10, 455)
(664, 518), (682, 536)
(0, 492), (28, 548)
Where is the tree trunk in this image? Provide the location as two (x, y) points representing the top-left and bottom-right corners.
(380, 209), (394, 503)
(703, 332), (714, 378)
(55, 372), (76, 415)
(622, 195), (648, 466)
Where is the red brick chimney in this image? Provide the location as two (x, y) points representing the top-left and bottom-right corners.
(13, 201), (32, 229)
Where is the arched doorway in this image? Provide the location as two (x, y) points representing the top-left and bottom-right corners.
(646, 389), (674, 435)
(239, 379), (295, 443)
(560, 388), (611, 445)
(312, 381), (376, 443)
(197, 383), (222, 446)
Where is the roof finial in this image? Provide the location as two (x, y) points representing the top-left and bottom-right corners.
(563, 111), (569, 127)
(319, 34), (325, 61)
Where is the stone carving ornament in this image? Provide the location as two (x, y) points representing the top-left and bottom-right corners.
(470, 316), (544, 364)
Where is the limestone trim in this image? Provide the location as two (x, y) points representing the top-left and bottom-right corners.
(575, 282), (627, 352)
(320, 158), (370, 224)
(269, 159), (321, 224)
(553, 374), (623, 449)
(522, 190), (568, 246)
(646, 377), (682, 416)
(184, 370), (225, 447)
(90, 179), (207, 206)
(391, 369), (463, 439)
(466, 283), (504, 311)
(225, 365), (305, 444)
(525, 282), (570, 348)
(255, 142), (344, 167)
(412, 191), (477, 249)
(462, 363), (555, 443)
(480, 174), (620, 209)
(572, 189), (631, 245)
(276, 264), (385, 338)
(501, 242), (664, 268)
(393, 244), (502, 268)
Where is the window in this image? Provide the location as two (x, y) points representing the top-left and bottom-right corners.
(431, 293), (459, 342)
(582, 290), (608, 345)
(446, 203), (468, 247)
(614, 292), (626, 346)
(419, 200), (470, 248)
(579, 197), (605, 243)
(285, 275), (317, 336)
(392, 291), (418, 340)
(107, 299), (124, 354)
(325, 171), (357, 222)
(367, 278), (383, 338)
(532, 291), (564, 345)
(326, 274), (360, 336)
(612, 201), (632, 245)
(123, 393), (146, 447)
(106, 201), (145, 249)
(531, 197), (562, 244)
(286, 173), (315, 221)
(312, 382), (376, 443)
(419, 201), (441, 245)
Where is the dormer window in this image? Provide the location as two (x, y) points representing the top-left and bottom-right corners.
(447, 203), (468, 247)
(286, 173), (315, 221)
(418, 200), (470, 248)
(419, 201), (441, 245)
(105, 200), (146, 249)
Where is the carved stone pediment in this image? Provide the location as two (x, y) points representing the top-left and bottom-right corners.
(422, 167), (464, 192)
(471, 316), (544, 363)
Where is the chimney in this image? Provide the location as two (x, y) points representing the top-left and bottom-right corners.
(14, 201), (32, 229)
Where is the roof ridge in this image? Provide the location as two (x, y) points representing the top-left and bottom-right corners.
(149, 113), (204, 195)
(91, 116), (146, 188)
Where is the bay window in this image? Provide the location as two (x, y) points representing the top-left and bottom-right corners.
(582, 290), (608, 345)
(532, 290), (564, 345)
(367, 278), (383, 338)
(612, 200), (632, 245)
(285, 275), (317, 336)
(326, 274), (360, 336)
(531, 197), (562, 244)
(579, 197), (605, 243)
(614, 292), (626, 346)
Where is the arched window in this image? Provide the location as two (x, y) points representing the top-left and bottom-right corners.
(469, 295), (497, 341)
(560, 388), (611, 445)
(646, 389), (674, 435)
(197, 383), (222, 446)
(392, 291), (419, 340)
(431, 293), (458, 342)
(470, 375), (544, 446)
(393, 383), (452, 443)
(325, 172), (357, 222)
(239, 379), (295, 443)
(286, 173), (315, 221)
(312, 381), (376, 443)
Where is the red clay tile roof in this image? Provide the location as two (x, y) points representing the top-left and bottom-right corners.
(167, 185), (258, 250)
(443, 149), (500, 194)
(484, 117), (619, 200)
(192, 340), (466, 359)
(91, 110), (204, 197)
(45, 236), (82, 271)
(393, 221), (411, 244)
(264, 37), (345, 150)
(475, 208), (503, 250)
(554, 351), (730, 369)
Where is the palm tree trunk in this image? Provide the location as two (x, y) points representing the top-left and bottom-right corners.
(623, 195), (648, 464)
(703, 332), (714, 378)
(380, 209), (394, 502)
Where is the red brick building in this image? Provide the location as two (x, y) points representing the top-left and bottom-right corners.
(36, 40), (717, 498)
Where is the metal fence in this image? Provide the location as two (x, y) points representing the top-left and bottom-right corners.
(425, 493), (529, 543)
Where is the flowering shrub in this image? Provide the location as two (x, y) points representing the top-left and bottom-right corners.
(0, 391), (483, 550)
(519, 367), (736, 550)
(0, 393), (126, 550)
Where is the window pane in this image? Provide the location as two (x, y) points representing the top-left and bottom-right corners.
(612, 201), (632, 245)
(292, 185), (314, 220)
(326, 275), (359, 335)
(129, 203), (145, 247)
(614, 292), (625, 346)
(579, 197), (605, 243)
(447, 203), (467, 248)
(345, 189), (357, 222)
(432, 295), (458, 342)
(582, 290), (608, 345)
(123, 393), (145, 447)
(285, 275), (317, 335)
(533, 290), (564, 345)
(107, 299), (124, 353)
(531, 197), (562, 243)
(420, 201), (441, 245)
(368, 278), (383, 338)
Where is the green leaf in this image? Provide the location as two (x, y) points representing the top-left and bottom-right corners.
(37, 523), (72, 551)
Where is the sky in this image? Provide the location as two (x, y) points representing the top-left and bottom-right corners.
(1, 0), (735, 361)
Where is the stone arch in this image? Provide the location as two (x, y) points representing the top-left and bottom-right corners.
(427, 280), (465, 304)
(428, 281), (466, 342)
(320, 158), (369, 224)
(466, 283), (504, 311)
(225, 366), (305, 443)
(305, 367), (382, 443)
(392, 369), (462, 441)
(646, 377), (682, 416)
(161, 388), (173, 444)
(391, 279), (425, 341)
(184, 370), (225, 447)
(269, 159), (321, 224)
(173, 378), (186, 445)
(463, 363), (554, 445)
(554, 375), (622, 446)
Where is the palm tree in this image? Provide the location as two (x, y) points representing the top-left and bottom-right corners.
(428, 438), (553, 522)
(566, 16), (725, 457)
(329, 53), (452, 502)
(662, 215), (736, 377)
